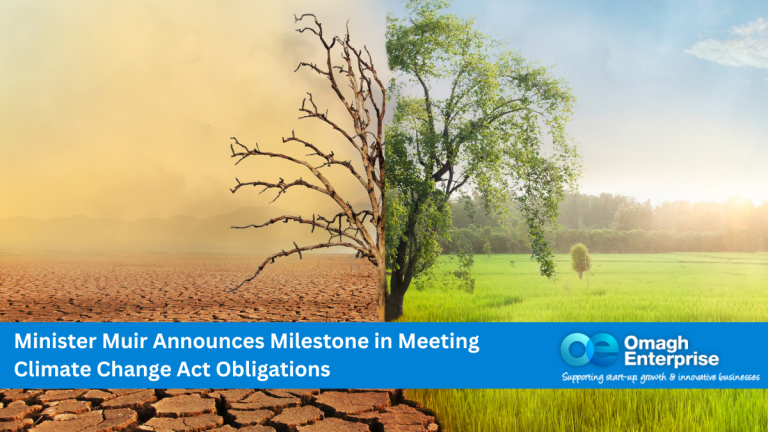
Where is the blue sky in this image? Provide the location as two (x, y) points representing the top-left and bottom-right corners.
(385, 0), (768, 204)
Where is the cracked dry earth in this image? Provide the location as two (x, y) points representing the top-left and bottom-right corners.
(0, 255), (440, 431)
(0, 254), (377, 322)
(0, 388), (439, 432)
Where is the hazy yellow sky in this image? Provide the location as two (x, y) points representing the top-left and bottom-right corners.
(0, 0), (388, 220)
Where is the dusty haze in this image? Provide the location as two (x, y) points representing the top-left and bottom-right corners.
(0, 0), (388, 222)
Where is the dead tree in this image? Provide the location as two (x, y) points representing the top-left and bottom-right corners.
(228, 14), (386, 321)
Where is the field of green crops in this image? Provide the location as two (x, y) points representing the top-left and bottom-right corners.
(398, 252), (768, 432)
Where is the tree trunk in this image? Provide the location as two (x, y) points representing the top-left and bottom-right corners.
(385, 282), (406, 322)
(377, 262), (387, 322)
(578, 270), (583, 279)
(386, 204), (418, 322)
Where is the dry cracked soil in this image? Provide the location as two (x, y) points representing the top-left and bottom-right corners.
(0, 388), (438, 432)
(0, 254), (377, 322)
(0, 254), (438, 431)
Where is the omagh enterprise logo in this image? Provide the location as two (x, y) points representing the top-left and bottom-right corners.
(561, 333), (619, 366)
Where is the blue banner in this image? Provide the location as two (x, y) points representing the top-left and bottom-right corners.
(1, 322), (765, 388)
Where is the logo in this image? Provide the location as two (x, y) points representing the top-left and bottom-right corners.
(561, 333), (619, 366)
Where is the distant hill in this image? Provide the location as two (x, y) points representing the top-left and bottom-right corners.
(0, 206), (349, 253)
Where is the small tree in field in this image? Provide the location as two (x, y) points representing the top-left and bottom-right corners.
(482, 241), (492, 258)
(570, 243), (592, 279)
(228, 14), (386, 321)
(482, 226), (493, 257)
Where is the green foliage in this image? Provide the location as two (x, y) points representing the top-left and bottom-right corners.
(459, 192), (768, 240)
(409, 223), (476, 293)
(569, 243), (592, 277)
(556, 192), (635, 229)
(482, 241), (492, 257)
(481, 226), (492, 242)
(614, 199), (654, 230)
(439, 225), (764, 256)
(481, 226), (493, 257)
(385, 0), (581, 296)
(450, 194), (511, 228)
(554, 193), (768, 234)
(443, 193), (767, 255)
(384, 186), (409, 268)
(554, 228), (760, 253)
(654, 195), (765, 232)
(440, 225), (550, 255)
(453, 233), (475, 293)
(385, 186), (452, 276)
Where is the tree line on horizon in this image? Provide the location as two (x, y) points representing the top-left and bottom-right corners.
(443, 193), (768, 254)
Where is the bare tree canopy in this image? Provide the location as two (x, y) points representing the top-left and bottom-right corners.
(228, 14), (387, 321)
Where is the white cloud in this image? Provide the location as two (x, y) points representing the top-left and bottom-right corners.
(731, 18), (768, 37)
(684, 18), (768, 69)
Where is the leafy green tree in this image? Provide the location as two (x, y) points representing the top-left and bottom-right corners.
(556, 192), (633, 230)
(614, 199), (654, 231)
(385, 0), (581, 320)
(569, 243), (592, 279)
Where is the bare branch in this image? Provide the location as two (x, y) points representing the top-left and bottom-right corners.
(231, 214), (367, 247)
(228, 241), (372, 292)
(227, 13), (386, 321)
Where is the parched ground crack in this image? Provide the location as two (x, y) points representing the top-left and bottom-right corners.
(0, 255), (440, 431)
(0, 389), (439, 432)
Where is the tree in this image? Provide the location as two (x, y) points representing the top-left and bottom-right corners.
(569, 243), (592, 279)
(481, 226), (492, 257)
(614, 199), (654, 231)
(482, 241), (492, 257)
(385, 0), (581, 320)
(228, 14), (387, 321)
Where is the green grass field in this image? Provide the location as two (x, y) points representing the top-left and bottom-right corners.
(398, 252), (768, 431)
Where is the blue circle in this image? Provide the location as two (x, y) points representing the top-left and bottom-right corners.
(560, 333), (594, 366)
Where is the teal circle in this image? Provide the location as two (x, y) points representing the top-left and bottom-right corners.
(561, 333), (594, 366)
